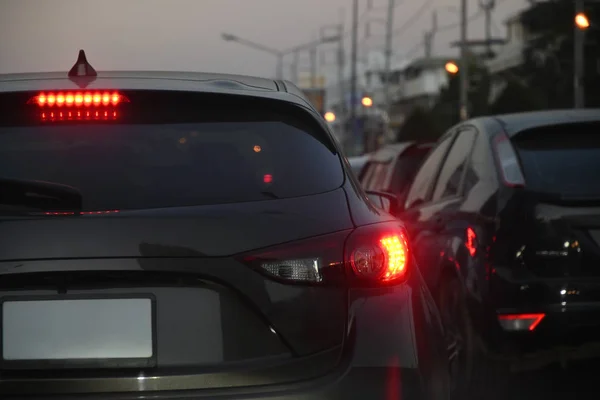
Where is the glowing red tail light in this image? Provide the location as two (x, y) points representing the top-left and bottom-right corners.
(29, 91), (128, 108)
(498, 313), (545, 331)
(239, 222), (410, 285)
(345, 223), (409, 283)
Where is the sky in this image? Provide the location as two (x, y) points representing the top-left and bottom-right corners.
(0, 0), (529, 79)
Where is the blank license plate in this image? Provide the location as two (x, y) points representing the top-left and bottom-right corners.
(2, 297), (154, 363)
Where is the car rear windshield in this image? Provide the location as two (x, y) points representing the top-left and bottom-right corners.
(0, 91), (343, 211)
(513, 122), (600, 197)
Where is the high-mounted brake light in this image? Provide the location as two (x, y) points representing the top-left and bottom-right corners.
(29, 92), (128, 108)
(493, 132), (526, 187)
(498, 313), (545, 331)
(239, 222), (410, 285)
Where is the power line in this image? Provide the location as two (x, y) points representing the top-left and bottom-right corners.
(436, 9), (484, 33)
(392, 0), (435, 37)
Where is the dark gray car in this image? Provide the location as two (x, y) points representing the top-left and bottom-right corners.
(0, 51), (448, 400)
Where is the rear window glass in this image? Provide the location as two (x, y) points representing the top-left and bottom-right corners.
(0, 94), (343, 211)
(514, 123), (600, 197)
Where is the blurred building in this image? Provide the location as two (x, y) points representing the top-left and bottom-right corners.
(365, 57), (453, 130)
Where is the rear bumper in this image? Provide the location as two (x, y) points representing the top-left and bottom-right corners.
(1, 279), (448, 400)
(486, 268), (600, 368)
(0, 367), (428, 400)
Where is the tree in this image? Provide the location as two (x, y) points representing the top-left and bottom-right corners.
(430, 56), (490, 131)
(520, 0), (600, 108)
(489, 77), (545, 114)
(396, 107), (441, 142)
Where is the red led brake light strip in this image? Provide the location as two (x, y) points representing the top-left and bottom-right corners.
(30, 92), (128, 107)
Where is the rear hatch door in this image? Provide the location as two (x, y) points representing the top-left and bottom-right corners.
(0, 88), (352, 394)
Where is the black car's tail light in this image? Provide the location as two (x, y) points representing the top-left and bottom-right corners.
(492, 132), (526, 188)
(498, 313), (545, 331)
(239, 222), (410, 286)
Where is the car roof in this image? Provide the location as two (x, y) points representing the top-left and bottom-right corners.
(485, 109), (600, 137)
(369, 141), (434, 163)
(0, 70), (314, 110)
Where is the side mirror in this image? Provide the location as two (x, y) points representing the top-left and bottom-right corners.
(365, 190), (403, 215)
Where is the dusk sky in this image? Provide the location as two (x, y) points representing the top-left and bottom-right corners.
(0, 0), (528, 79)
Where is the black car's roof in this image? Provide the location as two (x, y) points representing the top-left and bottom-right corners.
(483, 109), (600, 137)
(0, 70), (313, 109)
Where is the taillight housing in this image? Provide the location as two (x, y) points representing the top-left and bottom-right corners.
(239, 222), (410, 286)
(493, 132), (525, 187)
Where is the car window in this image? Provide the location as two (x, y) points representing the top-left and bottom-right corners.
(388, 146), (432, 197)
(367, 163), (391, 190)
(512, 122), (600, 197)
(432, 128), (477, 202)
(360, 162), (387, 190)
(0, 98), (344, 211)
(464, 132), (493, 194)
(404, 134), (454, 209)
(359, 161), (376, 186)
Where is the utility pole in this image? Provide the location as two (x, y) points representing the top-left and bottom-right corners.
(424, 11), (437, 59)
(337, 16), (346, 127)
(459, 0), (469, 120)
(276, 54), (284, 80)
(383, 0), (395, 129)
(350, 0), (359, 154)
(292, 51), (299, 84)
(574, 0), (585, 108)
(310, 45), (318, 88)
(480, 0), (495, 58)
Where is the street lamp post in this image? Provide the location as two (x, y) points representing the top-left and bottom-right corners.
(221, 33), (342, 82)
(221, 33), (284, 79)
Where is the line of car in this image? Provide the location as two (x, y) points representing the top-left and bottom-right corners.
(351, 109), (600, 393)
(2, 50), (599, 400)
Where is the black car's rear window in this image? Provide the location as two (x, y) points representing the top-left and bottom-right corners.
(0, 91), (343, 211)
(513, 122), (600, 197)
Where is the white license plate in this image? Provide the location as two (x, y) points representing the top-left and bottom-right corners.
(2, 298), (154, 361)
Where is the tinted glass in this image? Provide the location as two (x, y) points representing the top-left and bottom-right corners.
(432, 129), (477, 201)
(513, 123), (600, 197)
(405, 134), (454, 209)
(0, 121), (343, 211)
(363, 162), (391, 190)
(388, 147), (432, 196)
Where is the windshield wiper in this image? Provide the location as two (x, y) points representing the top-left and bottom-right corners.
(0, 178), (82, 212)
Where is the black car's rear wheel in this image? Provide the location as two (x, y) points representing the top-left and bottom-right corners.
(438, 275), (475, 399)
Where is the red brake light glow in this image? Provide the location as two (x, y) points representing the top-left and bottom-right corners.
(29, 91), (128, 122)
(239, 222), (410, 285)
(498, 313), (545, 331)
(347, 225), (409, 283)
(30, 91), (127, 107)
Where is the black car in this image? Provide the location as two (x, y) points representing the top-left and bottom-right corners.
(359, 142), (435, 209)
(396, 110), (600, 378)
(0, 51), (449, 399)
